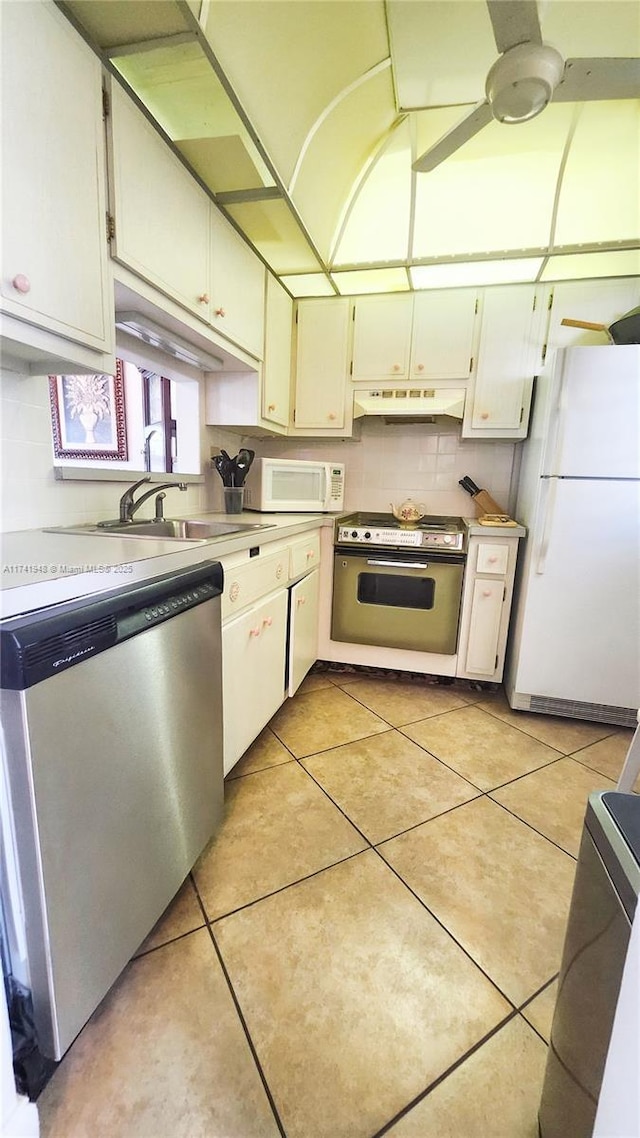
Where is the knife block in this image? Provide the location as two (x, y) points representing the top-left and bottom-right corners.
(472, 490), (505, 516)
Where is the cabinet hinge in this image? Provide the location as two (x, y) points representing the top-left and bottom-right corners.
(519, 406), (524, 424)
(548, 290), (554, 310)
(469, 356), (474, 373)
(102, 87), (110, 118)
(293, 409), (296, 423)
(352, 307), (356, 322)
(541, 342), (548, 363)
(106, 212), (116, 242)
(295, 309), (298, 325)
(350, 360), (353, 376)
(474, 298), (479, 314)
(495, 654), (499, 670)
(503, 584), (507, 602)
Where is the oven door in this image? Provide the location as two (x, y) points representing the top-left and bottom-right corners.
(331, 547), (465, 654)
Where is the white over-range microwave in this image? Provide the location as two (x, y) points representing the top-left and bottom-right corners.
(243, 458), (345, 513)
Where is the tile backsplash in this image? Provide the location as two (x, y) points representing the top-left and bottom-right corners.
(1, 370), (518, 533)
(253, 420), (518, 517)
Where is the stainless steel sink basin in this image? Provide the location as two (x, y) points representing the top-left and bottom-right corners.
(44, 519), (276, 542)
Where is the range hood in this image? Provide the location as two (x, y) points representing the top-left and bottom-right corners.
(353, 386), (466, 422)
(115, 312), (224, 372)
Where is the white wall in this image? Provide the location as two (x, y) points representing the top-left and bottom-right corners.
(0, 369), (215, 533)
(253, 419), (518, 518)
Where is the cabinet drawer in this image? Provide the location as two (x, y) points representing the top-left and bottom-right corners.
(476, 543), (509, 575)
(289, 533), (320, 580)
(222, 550), (288, 619)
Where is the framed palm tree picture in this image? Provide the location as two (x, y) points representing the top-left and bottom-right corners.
(48, 359), (128, 460)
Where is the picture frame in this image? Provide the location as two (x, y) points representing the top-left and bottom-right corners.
(48, 360), (128, 460)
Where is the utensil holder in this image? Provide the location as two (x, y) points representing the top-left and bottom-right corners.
(223, 487), (244, 514)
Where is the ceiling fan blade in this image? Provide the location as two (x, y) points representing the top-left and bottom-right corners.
(486, 0), (542, 54)
(413, 101), (493, 173)
(552, 57), (640, 103)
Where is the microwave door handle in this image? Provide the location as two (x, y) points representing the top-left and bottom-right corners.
(366, 559), (430, 569)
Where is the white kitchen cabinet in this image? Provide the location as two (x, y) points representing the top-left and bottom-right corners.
(351, 295), (413, 380)
(0, 0), (114, 373)
(262, 274), (293, 428)
(410, 290), (478, 380)
(109, 84), (211, 321)
(288, 568), (320, 695)
(456, 534), (520, 682)
(462, 285), (547, 439)
(291, 299), (352, 433)
(545, 278), (640, 357)
(222, 589), (288, 774)
(209, 207), (265, 359)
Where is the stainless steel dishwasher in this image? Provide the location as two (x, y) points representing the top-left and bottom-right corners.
(0, 559), (224, 1061)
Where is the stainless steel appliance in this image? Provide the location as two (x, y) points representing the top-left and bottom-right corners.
(539, 791), (640, 1137)
(332, 513), (467, 654)
(0, 560), (225, 1061)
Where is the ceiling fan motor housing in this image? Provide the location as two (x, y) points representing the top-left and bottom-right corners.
(486, 42), (565, 123)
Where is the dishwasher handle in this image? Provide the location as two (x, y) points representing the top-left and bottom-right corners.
(0, 559), (224, 691)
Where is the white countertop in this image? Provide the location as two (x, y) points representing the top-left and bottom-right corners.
(0, 512), (332, 619)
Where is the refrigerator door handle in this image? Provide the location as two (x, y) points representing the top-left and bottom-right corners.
(535, 477), (559, 575)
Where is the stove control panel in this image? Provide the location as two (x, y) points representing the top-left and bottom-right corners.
(336, 525), (465, 552)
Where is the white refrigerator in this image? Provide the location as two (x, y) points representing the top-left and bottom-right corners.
(506, 344), (640, 726)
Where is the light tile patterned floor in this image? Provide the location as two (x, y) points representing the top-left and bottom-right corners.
(38, 672), (632, 1138)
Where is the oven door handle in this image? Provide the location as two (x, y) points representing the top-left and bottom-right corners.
(365, 559), (430, 569)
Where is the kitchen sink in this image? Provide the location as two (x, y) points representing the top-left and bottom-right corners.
(44, 519), (276, 542)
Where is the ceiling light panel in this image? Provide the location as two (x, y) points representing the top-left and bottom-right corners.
(279, 274), (336, 298)
(201, 0), (388, 185)
(332, 119), (412, 266)
(554, 102), (640, 247)
(413, 105), (574, 258)
(332, 268), (410, 294)
(410, 259), (543, 289)
(541, 249), (640, 281)
(224, 200), (321, 275)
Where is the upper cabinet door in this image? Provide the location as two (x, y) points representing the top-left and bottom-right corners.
(411, 290), (478, 380)
(210, 208), (265, 360)
(1, 1), (111, 352)
(109, 85), (211, 320)
(262, 275), (292, 427)
(463, 285), (545, 438)
(293, 299), (351, 431)
(351, 295), (413, 381)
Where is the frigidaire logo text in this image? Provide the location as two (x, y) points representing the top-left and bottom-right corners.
(52, 646), (95, 668)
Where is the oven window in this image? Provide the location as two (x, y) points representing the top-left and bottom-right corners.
(357, 572), (435, 610)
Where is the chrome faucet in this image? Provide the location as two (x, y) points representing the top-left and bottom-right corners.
(118, 477), (188, 523)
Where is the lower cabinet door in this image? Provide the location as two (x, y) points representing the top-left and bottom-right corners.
(464, 578), (504, 676)
(222, 590), (287, 774)
(288, 569), (319, 696)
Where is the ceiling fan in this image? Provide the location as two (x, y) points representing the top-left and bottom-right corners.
(413, 0), (640, 173)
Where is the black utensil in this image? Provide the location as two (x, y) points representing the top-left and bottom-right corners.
(459, 476), (480, 496)
(233, 449), (255, 487)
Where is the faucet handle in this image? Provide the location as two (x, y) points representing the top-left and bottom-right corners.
(154, 492), (166, 520)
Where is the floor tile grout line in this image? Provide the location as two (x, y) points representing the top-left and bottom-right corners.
(489, 796), (579, 860)
(190, 876), (289, 1138)
(371, 843), (519, 1012)
(370, 1006), (521, 1138)
(206, 848), (372, 926)
(372, 792), (484, 849)
(470, 700), (618, 752)
(517, 1010), (552, 1048)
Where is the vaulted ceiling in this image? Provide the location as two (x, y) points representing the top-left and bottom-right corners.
(62, 0), (640, 295)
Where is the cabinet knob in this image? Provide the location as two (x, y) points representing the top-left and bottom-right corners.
(416, 363), (424, 372)
(262, 616), (273, 628)
(488, 556), (498, 563)
(276, 564), (284, 579)
(249, 625), (261, 638)
(306, 550), (314, 559)
(392, 363), (401, 372)
(197, 292), (210, 304)
(297, 595), (306, 607)
(268, 403), (276, 412)
(482, 589), (492, 598)
(328, 412), (337, 421)
(480, 412), (490, 421)
(214, 306), (226, 317)
(12, 274), (30, 294)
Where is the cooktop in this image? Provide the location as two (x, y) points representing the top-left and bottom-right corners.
(335, 512), (467, 553)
